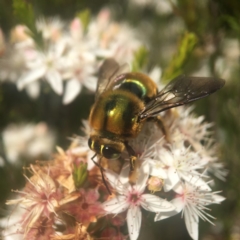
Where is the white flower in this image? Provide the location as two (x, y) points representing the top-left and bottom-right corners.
(148, 66), (162, 86)
(215, 38), (240, 80)
(36, 17), (65, 42)
(149, 139), (210, 192)
(6, 165), (60, 235)
(102, 162), (175, 240)
(17, 43), (65, 95)
(88, 8), (142, 64)
(202, 146), (228, 182)
(0, 48), (28, 83)
(0, 205), (26, 240)
(2, 122), (56, 164)
(61, 52), (97, 104)
(129, 0), (177, 15)
(155, 182), (225, 240)
(1, 9), (145, 102)
(171, 106), (213, 152)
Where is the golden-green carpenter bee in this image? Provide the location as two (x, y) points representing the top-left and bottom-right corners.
(88, 58), (225, 192)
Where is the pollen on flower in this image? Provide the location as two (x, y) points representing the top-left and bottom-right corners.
(148, 176), (164, 192)
(6, 165), (61, 235)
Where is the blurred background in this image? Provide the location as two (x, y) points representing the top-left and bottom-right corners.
(0, 0), (239, 239)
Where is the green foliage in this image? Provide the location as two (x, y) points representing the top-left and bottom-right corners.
(12, 0), (43, 47)
(73, 162), (88, 189)
(221, 15), (240, 36)
(162, 32), (198, 83)
(131, 46), (148, 72)
(13, 0), (35, 30)
(76, 8), (91, 32)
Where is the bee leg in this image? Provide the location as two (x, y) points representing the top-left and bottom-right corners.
(124, 141), (137, 172)
(147, 116), (170, 142)
(91, 154), (112, 195)
(124, 141), (139, 184)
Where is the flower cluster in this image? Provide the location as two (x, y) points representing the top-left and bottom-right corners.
(129, 0), (177, 15)
(3, 84), (226, 240)
(2, 122), (56, 164)
(0, 9), (142, 104)
(101, 106), (226, 240)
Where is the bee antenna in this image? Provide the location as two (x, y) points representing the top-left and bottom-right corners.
(90, 155), (112, 195)
(91, 153), (97, 160)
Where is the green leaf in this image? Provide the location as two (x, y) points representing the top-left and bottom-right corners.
(13, 0), (35, 30)
(131, 46), (148, 72)
(73, 162), (88, 189)
(162, 32), (198, 83)
(12, 0), (43, 48)
(221, 15), (240, 35)
(76, 9), (91, 32)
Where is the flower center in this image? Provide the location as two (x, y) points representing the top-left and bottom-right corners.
(128, 192), (141, 206)
(82, 202), (89, 210)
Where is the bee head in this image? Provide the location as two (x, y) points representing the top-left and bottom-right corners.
(88, 135), (125, 160)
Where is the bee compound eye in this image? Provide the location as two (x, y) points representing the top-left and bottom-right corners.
(102, 146), (121, 160)
(88, 138), (100, 152)
(88, 138), (93, 149)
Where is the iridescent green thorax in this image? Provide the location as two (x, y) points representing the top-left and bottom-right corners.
(113, 73), (158, 103)
(89, 89), (144, 138)
(116, 79), (147, 99)
(89, 73), (158, 140)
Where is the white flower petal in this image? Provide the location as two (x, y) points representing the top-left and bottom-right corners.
(167, 167), (180, 186)
(149, 66), (162, 83)
(25, 81), (40, 99)
(183, 174), (211, 191)
(136, 161), (149, 192)
(211, 194), (225, 204)
(149, 159), (167, 179)
(102, 196), (129, 214)
(46, 70), (63, 95)
(163, 177), (174, 192)
(119, 162), (131, 185)
(87, 151), (96, 171)
(154, 209), (178, 221)
(127, 206), (142, 240)
(184, 208), (199, 240)
(105, 170), (119, 185)
(105, 170), (128, 194)
(141, 194), (175, 212)
(17, 66), (46, 90)
(172, 182), (183, 194)
(163, 168), (179, 192)
(63, 78), (82, 104)
(55, 40), (67, 57)
(150, 167), (167, 179)
(160, 149), (174, 166)
(171, 197), (184, 213)
(83, 76), (97, 92)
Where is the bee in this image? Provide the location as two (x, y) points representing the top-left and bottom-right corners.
(88, 58), (224, 192)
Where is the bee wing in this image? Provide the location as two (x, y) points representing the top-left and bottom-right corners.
(139, 75), (225, 120)
(96, 58), (130, 99)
